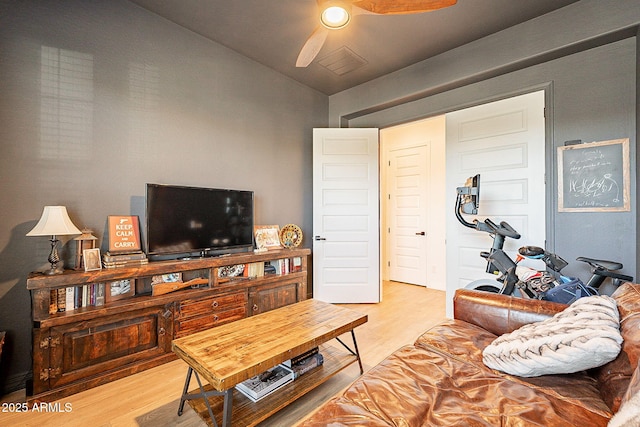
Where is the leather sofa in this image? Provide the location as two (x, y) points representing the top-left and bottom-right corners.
(299, 283), (640, 426)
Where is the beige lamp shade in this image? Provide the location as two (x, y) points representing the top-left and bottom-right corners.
(26, 206), (82, 237)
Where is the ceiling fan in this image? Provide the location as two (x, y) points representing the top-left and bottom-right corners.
(296, 0), (458, 67)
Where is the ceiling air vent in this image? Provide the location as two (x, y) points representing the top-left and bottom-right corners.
(317, 46), (367, 76)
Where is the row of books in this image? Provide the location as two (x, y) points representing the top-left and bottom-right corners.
(49, 283), (105, 314)
(243, 262), (265, 278)
(234, 347), (324, 402)
(102, 251), (148, 269)
(241, 257), (303, 278)
(268, 257), (303, 275)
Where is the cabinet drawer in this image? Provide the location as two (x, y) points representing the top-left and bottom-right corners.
(174, 306), (246, 338)
(175, 292), (247, 320)
(174, 291), (248, 338)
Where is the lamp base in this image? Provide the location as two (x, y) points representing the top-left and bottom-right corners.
(44, 237), (63, 275)
(43, 266), (63, 275)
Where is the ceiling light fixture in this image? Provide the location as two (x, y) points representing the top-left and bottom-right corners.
(320, 4), (351, 29)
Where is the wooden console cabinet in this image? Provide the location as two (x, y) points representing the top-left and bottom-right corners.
(26, 248), (310, 403)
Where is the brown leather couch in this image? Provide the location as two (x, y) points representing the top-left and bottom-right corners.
(299, 283), (640, 426)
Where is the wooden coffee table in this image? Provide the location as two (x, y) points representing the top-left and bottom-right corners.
(172, 299), (368, 427)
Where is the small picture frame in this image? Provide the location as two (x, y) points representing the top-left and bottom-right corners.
(83, 248), (102, 271)
(106, 279), (135, 301)
(254, 225), (282, 250)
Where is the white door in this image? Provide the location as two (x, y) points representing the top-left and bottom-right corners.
(445, 91), (546, 316)
(388, 145), (429, 286)
(313, 128), (380, 303)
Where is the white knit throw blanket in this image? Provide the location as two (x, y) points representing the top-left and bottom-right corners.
(483, 295), (622, 377)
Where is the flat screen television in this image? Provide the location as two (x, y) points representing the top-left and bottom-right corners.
(146, 183), (254, 259)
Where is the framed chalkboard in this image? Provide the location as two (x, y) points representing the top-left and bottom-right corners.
(557, 138), (630, 212)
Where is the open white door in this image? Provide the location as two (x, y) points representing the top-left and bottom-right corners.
(445, 91), (546, 316)
(313, 128), (380, 303)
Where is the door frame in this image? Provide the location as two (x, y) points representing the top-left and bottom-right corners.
(375, 86), (552, 297)
(380, 115), (447, 290)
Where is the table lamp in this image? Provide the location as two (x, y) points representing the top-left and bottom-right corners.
(26, 206), (82, 275)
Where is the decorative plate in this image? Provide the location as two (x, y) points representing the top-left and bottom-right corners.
(279, 224), (303, 248)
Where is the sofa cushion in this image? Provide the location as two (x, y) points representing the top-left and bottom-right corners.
(414, 319), (497, 363)
(300, 343), (611, 427)
(482, 295), (622, 377)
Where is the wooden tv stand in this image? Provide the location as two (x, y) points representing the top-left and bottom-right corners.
(26, 248), (310, 403)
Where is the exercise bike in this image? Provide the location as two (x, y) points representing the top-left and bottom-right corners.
(455, 174), (633, 299)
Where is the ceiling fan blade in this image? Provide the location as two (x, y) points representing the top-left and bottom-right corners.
(351, 0), (457, 15)
(296, 26), (329, 67)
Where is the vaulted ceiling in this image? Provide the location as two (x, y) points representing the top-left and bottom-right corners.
(128, 0), (580, 95)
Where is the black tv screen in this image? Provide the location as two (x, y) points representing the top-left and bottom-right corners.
(146, 184), (254, 259)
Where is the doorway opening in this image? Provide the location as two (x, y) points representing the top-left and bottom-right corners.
(380, 90), (546, 309)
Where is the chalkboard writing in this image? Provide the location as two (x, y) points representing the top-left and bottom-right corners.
(558, 139), (629, 212)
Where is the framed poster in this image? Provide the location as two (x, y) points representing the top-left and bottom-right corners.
(107, 216), (142, 252)
(557, 138), (630, 212)
(254, 225), (282, 250)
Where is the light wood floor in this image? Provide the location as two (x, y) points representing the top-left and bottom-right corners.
(1, 281), (446, 427)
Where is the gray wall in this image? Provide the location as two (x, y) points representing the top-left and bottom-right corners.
(0, 0), (327, 392)
(329, 0), (638, 292)
(1, 0), (638, 397)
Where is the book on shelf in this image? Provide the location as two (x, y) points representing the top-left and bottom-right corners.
(48, 289), (57, 314)
(292, 256), (302, 272)
(102, 258), (149, 269)
(283, 347), (319, 367)
(95, 284), (105, 306)
(291, 352), (324, 379)
(102, 251), (147, 262)
(65, 286), (75, 311)
(235, 364), (294, 402)
(56, 287), (66, 312)
(283, 347), (324, 378)
(263, 263), (277, 275)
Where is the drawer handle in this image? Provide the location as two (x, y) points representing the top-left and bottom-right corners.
(213, 315), (219, 322)
(212, 301), (219, 308)
(159, 327), (166, 336)
(252, 304), (259, 312)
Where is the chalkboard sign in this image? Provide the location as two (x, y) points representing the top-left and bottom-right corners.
(557, 138), (630, 212)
